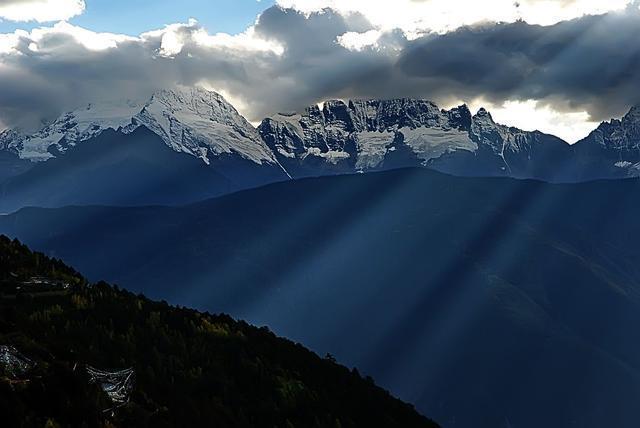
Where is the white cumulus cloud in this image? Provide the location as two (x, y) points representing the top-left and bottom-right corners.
(461, 99), (599, 143)
(337, 30), (384, 51)
(0, 0), (85, 22)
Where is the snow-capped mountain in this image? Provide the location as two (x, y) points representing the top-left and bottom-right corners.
(0, 87), (279, 168)
(259, 98), (572, 180)
(573, 105), (640, 179)
(0, 87), (293, 212)
(126, 88), (278, 166)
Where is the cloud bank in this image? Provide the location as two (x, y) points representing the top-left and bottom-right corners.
(1, 3), (640, 141)
(276, 0), (631, 34)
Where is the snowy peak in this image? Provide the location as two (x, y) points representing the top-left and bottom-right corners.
(131, 87), (275, 165)
(142, 87), (252, 132)
(0, 87), (277, 166)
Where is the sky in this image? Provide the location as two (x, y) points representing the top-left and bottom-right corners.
(0, 0), (275, 35)
(1, 0), (640, 142)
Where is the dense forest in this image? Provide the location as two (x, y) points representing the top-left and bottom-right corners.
(0, 235), (438, 427)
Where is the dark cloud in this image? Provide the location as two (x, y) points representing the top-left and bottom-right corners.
(255, 6), (370, 56)
(2, 5), (640, 131)
(397, 7), (640, 119)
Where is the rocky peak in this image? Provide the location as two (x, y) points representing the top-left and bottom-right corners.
(578, 105), (640, 152)
(0, 129), (21, 152)
(446, 104), (472, 131)
(623, 105), (640, 123)
(374, 98), (444, 130)
(471, 107), (500, 136)
(322, 100), (356, 133)
(620, 105), (640, 141)
(474, 107), (493, 121)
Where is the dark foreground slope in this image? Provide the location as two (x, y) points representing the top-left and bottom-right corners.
(0, 236), (436, 428)
(2, 169), (640, 427)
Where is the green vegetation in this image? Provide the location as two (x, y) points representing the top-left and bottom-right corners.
(0, 236), (437, 427)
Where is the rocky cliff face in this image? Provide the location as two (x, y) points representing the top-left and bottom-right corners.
(259, 98), (572, 180)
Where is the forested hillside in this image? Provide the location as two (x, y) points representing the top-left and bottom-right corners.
(0, 235), (437, 428)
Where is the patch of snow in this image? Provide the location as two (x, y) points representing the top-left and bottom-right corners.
(303, 147), (350, 164)
(355, 130), (395, 169)
(616, 160), (640, 177)
(277, 147), (296, 158)
(615, 161), (633, 168)
(271, 112), (305, 141)
(400, 126), (477, 163)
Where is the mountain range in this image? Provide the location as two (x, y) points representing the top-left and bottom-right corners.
(2, 86), (640, 211)
(3, 168), (640, 428)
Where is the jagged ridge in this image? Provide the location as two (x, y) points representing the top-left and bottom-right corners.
(259, 98), (571, 180)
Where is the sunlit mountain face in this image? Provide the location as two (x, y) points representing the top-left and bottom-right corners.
(2, 1), (640, 428)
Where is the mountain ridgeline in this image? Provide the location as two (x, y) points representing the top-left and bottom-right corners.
(2, 87), (640, 211)
(3, 169), (640, 428)
(258, 100), (572, 181)
(0, 235), (437, 428)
